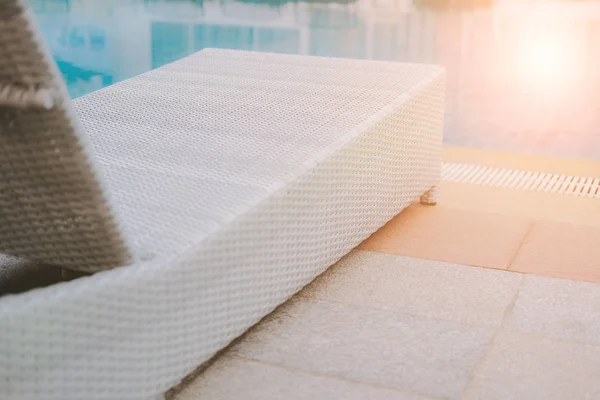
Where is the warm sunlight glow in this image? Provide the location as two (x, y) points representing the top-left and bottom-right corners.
(515, 33), (579, 93)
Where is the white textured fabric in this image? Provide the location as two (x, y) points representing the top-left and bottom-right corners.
(73, 49), (446, 272)
(0, 2), (445, 398)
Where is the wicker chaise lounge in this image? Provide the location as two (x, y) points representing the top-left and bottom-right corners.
(0, 1), (445, 398)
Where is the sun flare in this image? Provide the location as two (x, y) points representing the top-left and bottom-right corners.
(515, 32), (579, 93)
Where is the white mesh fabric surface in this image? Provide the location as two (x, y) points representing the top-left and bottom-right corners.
(72, 49), (445, 272)
(0, 48), (445, 400)
(0, 0), (130, 270)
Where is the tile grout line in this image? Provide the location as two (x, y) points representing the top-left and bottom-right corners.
(459, 273), (526, 400)
(297, 290), (502, 330)
(501, 324), (600, 350)
(505, 220), (536, 271)
(229, 354), (447, 400)
(359, 248), (526, 274)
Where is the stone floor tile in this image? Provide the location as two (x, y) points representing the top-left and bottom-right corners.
(174, 356), (437, 400)
(504, 274), (600, 345)
(359, 205), (531, 270)
(301, 251), (522, 326)
(463, 330), (600, 400)
(509, 221), (600, 283)
(230, 297), (494, 399)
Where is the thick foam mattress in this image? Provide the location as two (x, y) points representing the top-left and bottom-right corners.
(0, 49), (445, 399)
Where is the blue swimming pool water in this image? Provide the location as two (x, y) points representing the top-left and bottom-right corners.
(29, 0), (600, 160)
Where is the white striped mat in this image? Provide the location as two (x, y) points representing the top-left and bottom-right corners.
(442, 162), (600, 198)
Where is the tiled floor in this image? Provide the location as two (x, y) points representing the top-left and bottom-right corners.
(174, 252), (600, 400)
(358, 204), (532, 270)
(359, 147), (600, 281)
(359, 197), (600, 280)
(171, 148), (600, 399)
(510, 221), (600, 281)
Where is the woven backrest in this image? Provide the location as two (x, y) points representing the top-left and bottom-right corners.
(0, 0), (130, 270)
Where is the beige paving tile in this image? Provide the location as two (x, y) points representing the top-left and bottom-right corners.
(300, 251), (523, 326)
(463, 330), (600, 400)
(439, 182), (600, 226)
(552, 195), (600, 227)
(230, 297), (495, 400)
(174, 356), (435, 400)
(359, 204), (531, 270)
(504, 275), (600, 345)
(509, 221), (600, 282)
(438, 181), (549, 218)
